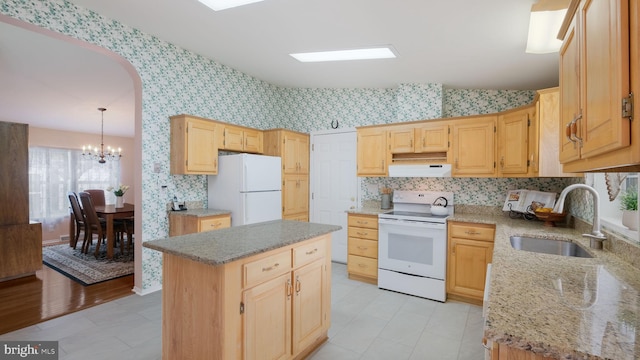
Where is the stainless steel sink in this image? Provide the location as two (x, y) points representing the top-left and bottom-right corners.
(509, 236), (593, 258)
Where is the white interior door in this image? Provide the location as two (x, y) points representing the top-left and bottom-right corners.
(310, 129), (358, 263)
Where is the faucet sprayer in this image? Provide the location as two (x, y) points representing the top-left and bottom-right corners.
(552, 184), (606, 249)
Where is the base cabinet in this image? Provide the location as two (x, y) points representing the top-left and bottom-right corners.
(243, 272), (291, 360)
(447, 221), (495, 304)
(168, 213), (231, 236)
(346, 214), (379, 284)
(490, 342), (554, 360)
(161, 234), (331, 360)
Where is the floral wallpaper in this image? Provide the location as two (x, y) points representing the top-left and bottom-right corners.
(443, 89), (536, 117)
(0, 0), (576, 292)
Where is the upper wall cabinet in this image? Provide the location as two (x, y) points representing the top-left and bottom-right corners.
(452, 116), (497, 177)
(415, 123), (449, 153)
(388, 123), (449, 155)
(388, 126), (415, 154)
(536, 88), (582, 177)
(559, 0), (637, 172)
(497, 106), (534, 177)
(219, 124), (263, 154)
(170, 115), (219, 175)
(357, 127), (388, 176)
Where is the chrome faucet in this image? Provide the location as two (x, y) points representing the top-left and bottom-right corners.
(552, 184), (607, 249)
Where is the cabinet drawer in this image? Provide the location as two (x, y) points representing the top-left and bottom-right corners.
(293, 238), (325, 268)
(347, 215), (378, 229)
(348, 227), (378, 241)
(348, 238), (378, 258)
(243, 250), (291, 288)
(449, 223), (495, 242)
(198, 215), (231, 232)
(347, 255), (377, 278)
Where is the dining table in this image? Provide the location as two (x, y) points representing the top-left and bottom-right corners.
(94, 203), (135, 259)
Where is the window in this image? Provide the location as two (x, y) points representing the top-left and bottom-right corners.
(593, 172), (639, 240)
(29, 147), (121, 229)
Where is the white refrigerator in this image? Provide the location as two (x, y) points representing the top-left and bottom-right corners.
(208, 154), (282, 226)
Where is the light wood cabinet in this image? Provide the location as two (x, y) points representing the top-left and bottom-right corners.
(283, 175), (308, 219)
(168, 212), (231, 236)
(356, 127), (388, 176)
(559, 0), (633, 172)
(170, 114), (219, 175)
(535, 87), (581, 177)
(220, 124), (263, 154)
(451, 116), (497, 177)
(243, 271), (291, 360)
(263, 129), (310, 221)
(447, 221), (495, 304)
(346, 214), (379, 284)
(497, 106), (534, 177)
(489, 342), (553, 360)
(388, 127), (415, 154)
(161, 234), (331, 360)
(281, 131), (309, 175)
(292, 258), (326, 355)
(389, 123), (449, 154)
(415, 123), (449, 153)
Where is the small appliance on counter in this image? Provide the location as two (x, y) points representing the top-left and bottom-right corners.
(380, 187), (393, 209)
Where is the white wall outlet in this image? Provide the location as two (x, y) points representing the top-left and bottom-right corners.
(367, 184), (378, 194)
(153, 162), (161, 173)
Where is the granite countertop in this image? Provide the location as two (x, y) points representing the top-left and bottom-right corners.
(143, 219), (341, 266)
(168, 208), (231, 217)
(450, 213), (640, 359)
(346, 200), (391, 215)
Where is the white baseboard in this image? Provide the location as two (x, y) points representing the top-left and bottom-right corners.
(133, 283), (162, 296)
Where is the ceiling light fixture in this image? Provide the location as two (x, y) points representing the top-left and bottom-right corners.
(525, 0), (570, 54)
(82, 108), (122, 164)
(290, 47), (397, 62)
(197, 0), (265, 11)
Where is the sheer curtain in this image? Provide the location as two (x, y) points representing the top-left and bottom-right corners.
(29, 147), (121, 229)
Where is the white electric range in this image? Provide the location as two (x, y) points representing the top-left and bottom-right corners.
(378, 190), (454, 302)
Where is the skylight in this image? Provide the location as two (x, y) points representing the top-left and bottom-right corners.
(290, 47), (397, 62)
(198, 0), (265, 11)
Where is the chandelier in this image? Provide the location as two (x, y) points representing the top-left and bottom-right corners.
(82, 107), (122, 163)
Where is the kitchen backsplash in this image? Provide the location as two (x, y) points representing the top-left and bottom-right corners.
(360, 177), (575, 207)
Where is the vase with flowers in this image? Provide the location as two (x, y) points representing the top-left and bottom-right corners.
(107, 184), (129, 208)
(619, 188), (638, 231)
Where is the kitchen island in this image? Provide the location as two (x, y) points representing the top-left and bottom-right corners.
(450, 213), (640, 359)
(143, 220), (341, 360)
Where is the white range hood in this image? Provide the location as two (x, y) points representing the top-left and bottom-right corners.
(388, 164), (452, 177)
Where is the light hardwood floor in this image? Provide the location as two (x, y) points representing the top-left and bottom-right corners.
(0, 265), (134, 335)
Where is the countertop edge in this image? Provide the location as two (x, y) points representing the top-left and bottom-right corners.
(143, 220), (341, 266)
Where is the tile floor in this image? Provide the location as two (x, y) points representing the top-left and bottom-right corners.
(0, 263), (484, 359)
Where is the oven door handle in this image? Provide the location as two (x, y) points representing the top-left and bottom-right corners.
(378, 218), (447, 230)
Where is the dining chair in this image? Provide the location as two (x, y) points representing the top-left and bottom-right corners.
(121, 217), (134, 254)
(67, 192), (87, 250)
(83, 189), (105, 207)
(78, 191), (125, 257)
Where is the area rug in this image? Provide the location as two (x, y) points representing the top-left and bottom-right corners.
(42, 244), (134, 286)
